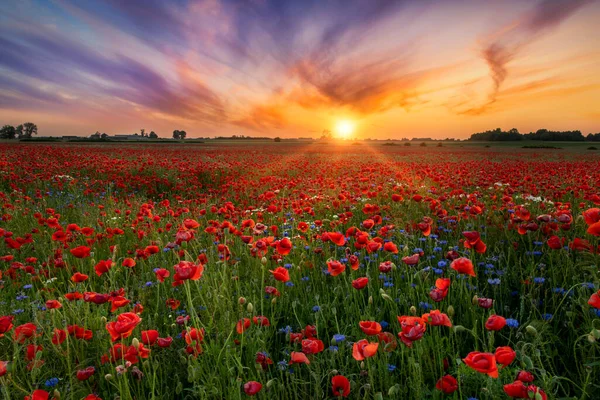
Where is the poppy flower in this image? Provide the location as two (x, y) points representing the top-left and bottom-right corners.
(422, 310), (452, 327)
(276, 238), (292, 255)
(45, 299), (62, 309)
(141, 330), (159, 345)
(435, 375), (458, 394)
(587, 222), (600, 236)
(302, 338), (324, 354)
(70, 246), (91, 258)
(495, 346), (516, 366)
(515, 370), (535, 383)
(352, 277), (369, 290)
(236, 318), (251, 334)
(503, 380), (528, 398)
(378, 261), (393, 273)
(252, 316), (270, 327)
(582, 208), (600, 225)
(327, 232), (346, 246)
(14, 323), (38, 343)
(94, 260), (113, 276)
(402, 253), (420, 266)
(485, 315), (507, 331)
(71, 272), (89, 283)
(0, 315), (14, 337)
(26, 390), (50, 400)
(331, 375), (350, 397)
(243, 381), (262, 396)
(289, 351), (310, 364)
(450, 257), (476, 277)
(0, 360), (7, 377)
(359, 321), (382, 336)
(327, 260), (346, 276)
(157, 337), (173, 348)
(478, 297), (494, 309)
(463, 231), (487, 253)
(122, 258), (136, 268)
(463, 351), (498, 378)
(155, 268), (170, 282)
(173, 261), (204, 281)
(588, 291), (600, 309)
(76, 366), (95, 381)
(352, 339), (379, 360)
(269, 267), (290, 282)
(52, 329), (67, 345)
(547, 235), (564, 250)
(383, 241), (398, 253)
(106, 312), (142, 342)
(376, 332), (397, 352)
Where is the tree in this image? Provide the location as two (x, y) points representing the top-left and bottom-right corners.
(320, 129), (332, 140)
(274, 137), (281, 142)
(140, 128), (146, 137)
(22, 122), (38, 138)
(15, 124), (23, 138)
(179, 130), (187, 140)
(0, 125), (16, 139)
(173, 130), (180, 140)
(149, 131), (158, 139)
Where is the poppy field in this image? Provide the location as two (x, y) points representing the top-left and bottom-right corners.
(1, 142), (600, 400)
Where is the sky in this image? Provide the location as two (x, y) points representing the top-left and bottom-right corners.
(0, 0), (599, 139)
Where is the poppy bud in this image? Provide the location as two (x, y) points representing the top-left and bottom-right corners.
(410, 306), (416, 315)
(368, 296), (373, 305)
(447, 305), (455, 317)
(266, 379), (275, 388)
(472, 295), (479, 305)
(374, 392), (383, 400)
(388, 385), (400, 396)
(247, 303), (254, 313)
(360, 361), (365, 369)
(101, 316), (107, 324)
(179, 356), (187, 364)
(587, 334), (596, 343)
(261, 257), (267, 265)
(453, 325), (466, 333)
(331, 369), (338, 375)
(132, 338), (140, 348)
(53, 390), (61, 399)
(525, 325), (538, 336)
(271, 297), (277, 305)
(238, 297), (246, 305)
(90, 258), (96, 265)
(592, 329), (600, 340)
(381, 293), (393, 302)
(176, 382), (183, 394)
(105, 374), (113, 381)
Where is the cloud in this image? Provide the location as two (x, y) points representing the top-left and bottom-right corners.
(461, 0), (592, 115)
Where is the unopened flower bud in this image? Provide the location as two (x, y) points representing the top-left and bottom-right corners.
(238, 297), (246, 305)
(447, 305), (455, 317)
(409, 306), (416, 315)
(247, 302), (254, 313)
(525, 325), (538, 336)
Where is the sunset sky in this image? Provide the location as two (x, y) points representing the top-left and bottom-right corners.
(0, 0), (599, 139)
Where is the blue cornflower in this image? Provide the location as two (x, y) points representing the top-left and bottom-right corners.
(533, 277), (545, 284)
(328, 346), (339, 352)
(487, 278), (501, 285)
(506, 319), (519, 328)
(542, 314), (553, 321)
(333, 334), (346, 342)
(387, 364), (397, 372)
(45, 377), (59, 388)
(285, 281), (294, 287)
(312, 305), (321, 312)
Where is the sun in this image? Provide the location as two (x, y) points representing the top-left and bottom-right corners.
(335, 120), (355, 139)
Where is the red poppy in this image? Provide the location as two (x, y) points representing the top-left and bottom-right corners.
(289, 351), (310, 364)
(70, 246), (91, 258)
(106, 312), (142, 342)
(402, 253), (420, 266)
(141, 330), (159, 345)
(435, 375), (458, 394)
(155, 268), (170, 282)
(157, 337), (173, 348)
(450, 257), (476, 277)
(547, 235), (564, 250)
(331, 375), (350, 397)
(352, 277), (369, 290)
(276, 238), (292, 255)
(302, 338), (324, 354)
(503, 380), (528, 398)
(588, 290), (600, 309)
(422, 310), (452, 327)
(14, 323), (38, 343)
(26, 390), (50, 400)
(71, 272), (89, 283)
(582, 208), (600, 225)
(485, 315), (506, 331)
(587, 221), (600, 236)
(495, 346), (516, 366)
(173, 261), (204, 281)
(327, 260), (346, 276)
(52, 329), (67, 345)
(252, 316), (270, 327)
(327, 232), (346, 246)
(45, 299), (62, 309)
(383, 241), (398, 253)
(76, 366), (95, 381)
(0, 315), (14, 337)
(236, 318), (251, 334)
(359, 321), (382, 336)
(463, 231), (487, 253)
(243, 381), (263, 396)
(463, 351), (498, 378)
(94, 260), (113, 276)
(269, 267), (290, 282)
(352, 339), (379, 360)
(0, 360), (7, 377)
(515, 370), (535, 383)
(122, 258), (136, 268)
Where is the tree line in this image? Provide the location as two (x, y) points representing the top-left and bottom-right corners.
(0, 123), (38, 139)
(469, 128), (600, 142)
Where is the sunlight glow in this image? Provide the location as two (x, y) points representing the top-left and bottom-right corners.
(335, 120), (355, 139)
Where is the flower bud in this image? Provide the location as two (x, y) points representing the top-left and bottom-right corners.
(132, 338), (140, 348)
(447, 305), (455, 317)
(525, 325), (538, 336)
(472, 295), (479, 305)
(247, 302), (254, 313)
(266, 379), (275, 388)
(453, 325), (466, 333)
(53, 390), (60, 399)
(238, 297), (246, 305)
(261, 257), (268, 265)
(101, 316), (107, 324)
(409, 306), (416, 315)
(368, 296), (373, 305)
(105, 374), (113, 381)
